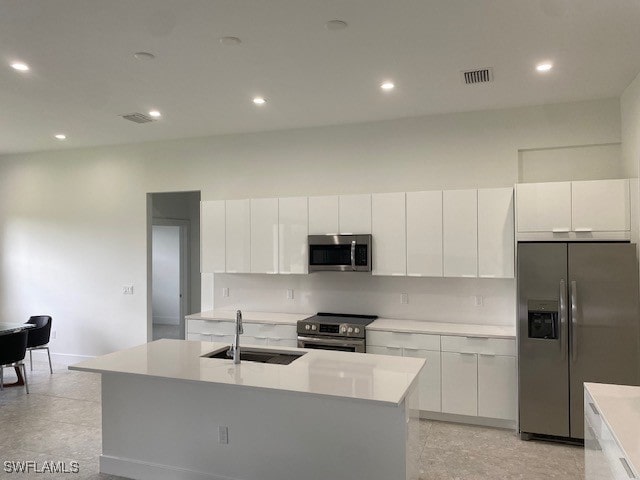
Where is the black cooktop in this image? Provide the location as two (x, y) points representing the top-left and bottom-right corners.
(303, 312), (378, 326)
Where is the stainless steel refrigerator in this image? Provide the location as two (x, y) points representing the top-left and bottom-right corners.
(518, 242), (640, 440)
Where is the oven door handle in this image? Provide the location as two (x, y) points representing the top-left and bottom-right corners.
(351, 240), (356, 271)
(297, 335), (364, 347)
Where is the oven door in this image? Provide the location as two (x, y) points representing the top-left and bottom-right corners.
(297, 335), (366, 353)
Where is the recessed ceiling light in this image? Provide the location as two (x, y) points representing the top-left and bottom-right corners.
(10, 62), (29, 71)
(380, 81), (395, 91)
(220, 36), (242, 46)
(252, 97), (266, 105)
(148, 110), (162, 118)
(325, 20), (348, 31)
(536, 62), (553, 72)
(54, 134), (67, 140)
(133, 52), (155, 61)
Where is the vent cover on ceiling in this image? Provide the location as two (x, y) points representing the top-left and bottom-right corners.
(120, 113), (155, 124)
(461, 68), (494, 85)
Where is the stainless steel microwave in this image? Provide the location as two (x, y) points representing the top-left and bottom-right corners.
(308, 234), (372, 272)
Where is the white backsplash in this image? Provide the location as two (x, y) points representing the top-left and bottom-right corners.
(210, 273), (515, 326)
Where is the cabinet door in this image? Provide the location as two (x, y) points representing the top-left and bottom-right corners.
(201, 200), (226, 273)
(339, 194), (371, 234)
(406, 191), (443, 277)
(443, 189), (478, 277)
(278, 197), (309, 274)
(516, 182), (571, 232)
(477, 354), (517, 420)
(478, 188), (514, 278)
(250, 198), (279, 274)
(572, 179), (630, 232)
(308, 195), (339, 235)
(441, 352), (477, 416)
(403, 348), (441, 412)
(371, 192), (406, 276)
(225, 199), (251, 273)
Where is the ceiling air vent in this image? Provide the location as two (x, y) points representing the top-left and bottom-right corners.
(120, 113), (155, 124)
(461, 68), (493, 85)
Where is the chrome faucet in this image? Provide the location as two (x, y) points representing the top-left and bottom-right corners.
(228, 310), (243, 364)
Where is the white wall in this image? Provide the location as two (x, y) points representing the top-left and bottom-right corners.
(0, 98), (622, 356)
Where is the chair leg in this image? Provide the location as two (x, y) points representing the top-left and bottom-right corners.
(21, 363), (29, 394)
(46, 347), (53, 374)
(29, 349), (33, 371)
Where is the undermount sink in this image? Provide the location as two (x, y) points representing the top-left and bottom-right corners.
(203, 347), (306, 365)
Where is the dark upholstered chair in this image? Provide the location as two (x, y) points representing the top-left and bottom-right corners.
(26, 315), (53, 374)
(0, 330), (29, 393)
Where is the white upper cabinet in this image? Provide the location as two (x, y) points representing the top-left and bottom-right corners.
(250, 198), (278, 274)
(478, 188), (514, 278)
(572, 179), (630, 232)
(339, 194), (372, 234)
(406, 190), (443, 277)
(308, 195), (339, 235)
(443, 189), (478, 277)
(516, 181), (571, 232)
(278, 197), (309, 274)
(371, 192), (406, 276)
(200, 200), (226, 273)
(225, 199), (251, 273)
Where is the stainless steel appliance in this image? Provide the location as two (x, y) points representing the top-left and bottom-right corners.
(308, 234), (372, 272)
(518, 242), (640, 440)
(297, 312), (378, 353)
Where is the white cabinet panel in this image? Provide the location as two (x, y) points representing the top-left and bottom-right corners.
(477, 355), (517, 420)
(339, 194), (371, 234)
(516, 182), (571, 232)
(572, 179), (630, 232)
(441, 352), (478, 416)
(367, 345), (403, 356)
(308, 195), (339, 235)
(250, 198), (279, 274)
(406, 191), (443, 277)
(367, 331), (440, 350)
(225, 199), (251, 273)
(200, 200), (226, 273)
(478, 188), (514, 278)
(372, 192), (406, 276)
(403, 348), (441, 412)
(278, 197), (309, 274)
(443, 189), (478, 277)
(441, 336), (516, 356)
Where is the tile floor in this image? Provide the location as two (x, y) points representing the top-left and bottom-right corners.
(1, 354), (584, 480)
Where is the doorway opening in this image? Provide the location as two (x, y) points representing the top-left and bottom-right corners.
(147, 191), (201, 341)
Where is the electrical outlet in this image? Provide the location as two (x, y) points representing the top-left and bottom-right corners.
(219, 426), (229, 444)
(474, 295), (484, 307)
(287, 289), (294, 300)
(51, 330), (57, 340)
(222, 287), (229, 298)
(400, 293), (409, 304)
(122, 285), (134, 295)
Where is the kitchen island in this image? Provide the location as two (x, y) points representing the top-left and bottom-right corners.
(70, 339), (424, 480)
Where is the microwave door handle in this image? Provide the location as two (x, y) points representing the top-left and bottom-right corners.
(351, 240), (356, 271)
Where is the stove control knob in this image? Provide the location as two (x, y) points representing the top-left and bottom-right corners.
(341, 326), (347, 333)
(347, 327), (354, 333)
(311, 324), (317, 331)
(354, 327), (360, 334)
(305, 324), (310, 331)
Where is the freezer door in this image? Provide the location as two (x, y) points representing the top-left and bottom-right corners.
(568, 243), (640, 439)
(518, 243), (570, 437)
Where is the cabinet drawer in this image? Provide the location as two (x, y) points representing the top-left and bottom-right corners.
(367, 331), (440, 350)
(199, 333), (235, 344)
(584, 390), (603, 440)
(441, 335), (515, 355)
(243, 323), (297, 340)
(187, 319), (236, 335)
(367, 345), (404, 356)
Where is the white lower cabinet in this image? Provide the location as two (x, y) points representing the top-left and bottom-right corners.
(404, 348), (442, 412)
(186, 319), (297, 348)
(441, 352), (478, 416)
(477, 354), (517, 420)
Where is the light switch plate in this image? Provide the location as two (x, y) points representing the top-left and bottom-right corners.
(287, 289), (294, 300)
(400, 293), (409, 304)
(222, 287), (229, 298)
(122, 285), (134, 295)
(474, 295), (484, 307)
(219, 426), (229, 444)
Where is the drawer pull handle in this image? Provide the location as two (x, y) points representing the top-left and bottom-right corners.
(459, 352), (476, 356)
(479, 353), (496, 357)
(465, 336), (489, 340)
(620, 458), (636, 479)
(588, 402), (599, 416)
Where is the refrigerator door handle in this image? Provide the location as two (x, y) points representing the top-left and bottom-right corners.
(560, 279), (568, 361)
(570, 280), (578, 362)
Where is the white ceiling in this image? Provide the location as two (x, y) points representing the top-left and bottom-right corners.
(1, 0), (639, 154)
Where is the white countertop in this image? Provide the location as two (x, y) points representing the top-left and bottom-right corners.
(368, 318), (516, 339)
(186, 310), (312, 325)
(70, 339), (425, 406)
(585, 382), (640, 474)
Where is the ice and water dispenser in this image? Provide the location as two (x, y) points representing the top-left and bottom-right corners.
(527, 300), (558, 339)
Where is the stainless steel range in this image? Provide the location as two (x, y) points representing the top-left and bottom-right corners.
(297, 312), (378, 353)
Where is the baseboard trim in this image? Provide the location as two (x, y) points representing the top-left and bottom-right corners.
(420, 411), (516, 430)
(100, 455), (240, 480)
(51, 352), (95, 360)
